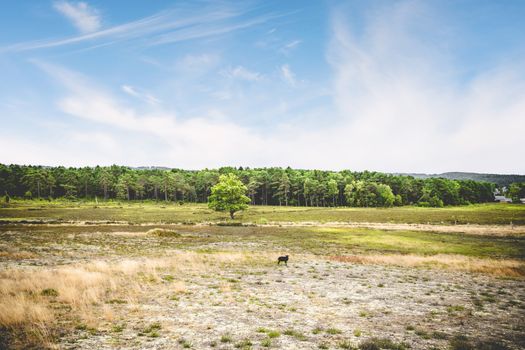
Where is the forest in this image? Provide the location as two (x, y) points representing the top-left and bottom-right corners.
(0, 164), (508, 207)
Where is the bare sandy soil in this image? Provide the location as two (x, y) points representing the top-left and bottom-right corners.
(63, 258), (524, 350)
(1, 225), (524, 349)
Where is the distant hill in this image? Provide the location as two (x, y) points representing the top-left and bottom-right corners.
(400, 172), (525, 187)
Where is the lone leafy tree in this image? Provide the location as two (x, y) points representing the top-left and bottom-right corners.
(208, 174), (250, 219)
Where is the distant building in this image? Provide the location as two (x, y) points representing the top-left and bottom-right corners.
(494, 195), (512, 203)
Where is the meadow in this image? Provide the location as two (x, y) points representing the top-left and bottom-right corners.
(0, 201), (524, 349)
(1, 200), (525, 225)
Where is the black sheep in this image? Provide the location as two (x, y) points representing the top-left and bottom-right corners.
(277, 255), (289, 265)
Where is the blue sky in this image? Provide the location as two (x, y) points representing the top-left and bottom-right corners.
(0, 0), (524, 173)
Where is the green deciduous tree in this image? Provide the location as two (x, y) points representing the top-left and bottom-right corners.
(208, 174), (250, 219)
(508, 182), (525, 203)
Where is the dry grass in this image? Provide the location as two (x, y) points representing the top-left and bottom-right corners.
(0, 250), (37, 260)
(329, 254), (525, 277)
(0, 251), (263, 348)
(273, 222), (525, 237)
(146, 227), (181, 237)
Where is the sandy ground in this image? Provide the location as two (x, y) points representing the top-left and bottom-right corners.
(54, 255), (525, 350)
(1, 225), (524, 349)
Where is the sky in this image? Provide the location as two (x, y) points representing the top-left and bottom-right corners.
(0, 0), (524, 174)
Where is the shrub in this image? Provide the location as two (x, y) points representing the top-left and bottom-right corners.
(359, 337), (407, 350)
(234, 339), (253, 349)
(284, 329), (306, 340)
(220, 334), (232, 343)
(449, 335), (473, 350)
(261, 338), (272, 347)
(147, 228), (181, 237)
(339, 340), (356, 349)
(267, 330), (280, 338)
(327, 327), (342, 335)
(41, 288), (59, 297)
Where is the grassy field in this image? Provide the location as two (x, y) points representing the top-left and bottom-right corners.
(1, 200), (525, 225)
(1, 202), (524, 349)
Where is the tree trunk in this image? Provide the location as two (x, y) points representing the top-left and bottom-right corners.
(37, 180), (41, 198)
(164, 185), (168, 201)
(154, 186), (158, 201)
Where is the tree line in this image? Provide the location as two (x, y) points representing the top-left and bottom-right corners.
(0, 164), (500, 207)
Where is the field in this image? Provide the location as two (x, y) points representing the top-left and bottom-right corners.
(1, 202), (524, 349)
(1, 201), (525, 225)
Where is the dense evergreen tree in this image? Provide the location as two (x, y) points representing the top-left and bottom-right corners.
(0, 164), (503, 207)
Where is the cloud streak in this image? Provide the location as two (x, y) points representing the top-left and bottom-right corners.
(3, 1), (524, 173)
(121, 85), (161, 106)
(1, 2), (280, 53)
(221, 66), (263, 81)
(54, 1), (101, 33)
(280, 64), (296, 87)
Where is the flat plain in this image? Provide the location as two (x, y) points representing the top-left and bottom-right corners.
(1, 202), (524, 349)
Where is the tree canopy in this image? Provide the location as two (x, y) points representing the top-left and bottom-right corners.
(207, 173), (250, 219)
(0, 164), (504, 208)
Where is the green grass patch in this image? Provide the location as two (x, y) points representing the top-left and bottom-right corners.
(2, 201), (524, 225)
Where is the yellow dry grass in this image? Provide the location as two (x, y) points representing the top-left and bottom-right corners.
(0, 251), (263, 348)
(329, 254), (525, 277)
(0, 250), (37, 260)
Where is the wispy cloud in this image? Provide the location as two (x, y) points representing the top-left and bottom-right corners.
(121, 85), (161, 106)
(4, 1), (524, 172)
(177, 53), (220, 72)
(221, 66), (263, 81)
(280, 39), (302, 55)
(325, 1), (525, 172)
(2, 2), (282, 53)
(280, 64), (296, 86)
(33, 62), (270, 168)
(54, 1), (101, 33)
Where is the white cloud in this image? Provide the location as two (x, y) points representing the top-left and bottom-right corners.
(177, 53), (220, 72)
(280, 64), (296, 86)
(280, 39), (302, 55)
(121, 85), (161, 106)
(10, 0), (525, 174)
(323, 2), (525, 173)
(222, 66), (263, 81)
(54, 1), (101, 33)
(3, 3), (280, 53)
(32, 62), (271, 168)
